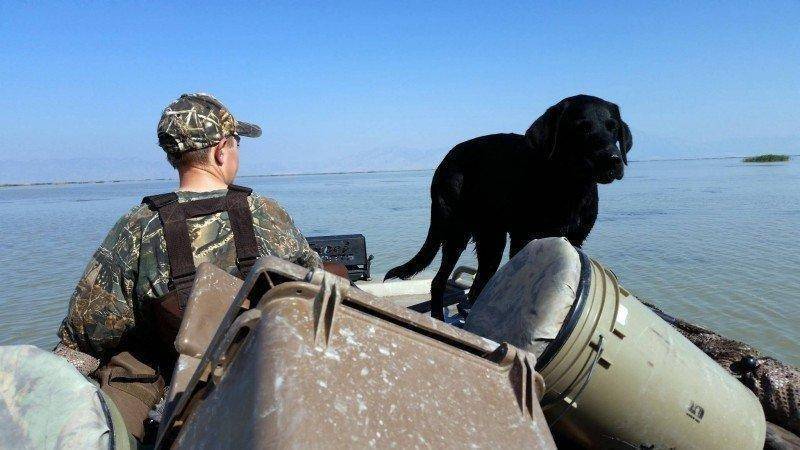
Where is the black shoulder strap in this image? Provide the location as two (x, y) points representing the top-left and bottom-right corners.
(225, 188), (260, 277)
(142, 192), (179, 209)
(155, 199), (195, 306)
(227, 184), (252, 194)
(143, 186), (260, 307)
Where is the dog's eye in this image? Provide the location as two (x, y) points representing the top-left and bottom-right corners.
(605, 119), (618, 131)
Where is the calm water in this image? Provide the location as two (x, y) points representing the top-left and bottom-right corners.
(0, 159), (798, 365)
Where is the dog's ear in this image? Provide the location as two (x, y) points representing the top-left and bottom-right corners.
(525, 99), (569, 159)
(612, 104), (633, 165)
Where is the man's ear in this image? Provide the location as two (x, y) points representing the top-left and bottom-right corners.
(525, 99), (569, 159)
(213, 139), (226, 166)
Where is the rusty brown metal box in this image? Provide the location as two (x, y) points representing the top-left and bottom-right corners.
(158, 257), (555, 449)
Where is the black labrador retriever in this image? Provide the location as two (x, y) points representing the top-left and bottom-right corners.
(384, 94), (632, 320)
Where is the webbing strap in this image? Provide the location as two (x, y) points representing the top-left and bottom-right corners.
(143, 186), (260, 306)
(142, 192), (178, 210)
(158, 201), (195, 305)
(227, 189), (259, 276)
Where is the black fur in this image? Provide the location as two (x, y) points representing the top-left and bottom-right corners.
(384, 95), (632, 320)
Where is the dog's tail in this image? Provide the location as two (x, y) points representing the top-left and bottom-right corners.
(384, 211), (441, 281)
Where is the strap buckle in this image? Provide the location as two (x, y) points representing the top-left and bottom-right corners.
(236, 255), (258, 277)
(169, 270), (197, 291)
(236, 255), (258, 267)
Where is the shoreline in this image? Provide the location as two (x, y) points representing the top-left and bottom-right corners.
(2, 155), (796, 188)
(0, 169), (433, 188)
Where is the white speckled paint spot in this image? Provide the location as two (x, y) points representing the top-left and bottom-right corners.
(481, 337), (500, 349)
(260, 404), (279, 418)
(339, 327), (361, 346)
(324, 347), (341, 361)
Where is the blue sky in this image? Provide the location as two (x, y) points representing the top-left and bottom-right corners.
(0, 1), (798, 183)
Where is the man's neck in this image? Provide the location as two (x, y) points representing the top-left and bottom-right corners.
(177, 165), (229, 192)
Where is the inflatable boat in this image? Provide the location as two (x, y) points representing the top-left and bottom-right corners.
(1, 235), (797, 449)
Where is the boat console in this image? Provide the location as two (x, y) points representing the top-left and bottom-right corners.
(307, 234), (373, 281)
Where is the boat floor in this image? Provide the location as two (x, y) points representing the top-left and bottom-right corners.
(356, 277), (469, 324)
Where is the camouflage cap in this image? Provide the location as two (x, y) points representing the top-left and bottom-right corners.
(157, 93), (262, 154)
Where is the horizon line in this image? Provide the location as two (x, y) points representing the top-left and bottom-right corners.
(1, 154), (796, 189)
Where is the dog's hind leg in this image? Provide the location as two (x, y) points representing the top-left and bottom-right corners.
(430, 232), (469, 321)
(465, 231), (506, 308)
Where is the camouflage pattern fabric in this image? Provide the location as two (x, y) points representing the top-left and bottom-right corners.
(58, 190), (321, 359)
(464, 237), (581, 358)
(0, 345), (113, 449)
(157, 93), (261, 154)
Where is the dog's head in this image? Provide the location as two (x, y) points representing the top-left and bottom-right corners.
(525, 95), (632, 184)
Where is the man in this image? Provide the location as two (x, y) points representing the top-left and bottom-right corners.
(55, 93), (321, 441)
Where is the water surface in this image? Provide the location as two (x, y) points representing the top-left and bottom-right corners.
(0, 159), (798, 365)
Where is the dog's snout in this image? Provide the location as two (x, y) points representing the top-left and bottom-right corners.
(594, 147), (625, 183)
(600, 150), (623, 168)
(604, 143), (620, 157)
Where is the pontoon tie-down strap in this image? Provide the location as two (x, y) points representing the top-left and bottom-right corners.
(142, 184), (259, 305)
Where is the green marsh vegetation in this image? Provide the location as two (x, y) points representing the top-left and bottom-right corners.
(742, 154), (790, 163)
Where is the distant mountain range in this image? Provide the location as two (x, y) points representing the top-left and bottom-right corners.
(2, 131), (796, 185)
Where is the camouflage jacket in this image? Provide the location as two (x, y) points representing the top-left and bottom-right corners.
(58, 189), (321, 358)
